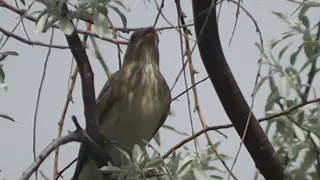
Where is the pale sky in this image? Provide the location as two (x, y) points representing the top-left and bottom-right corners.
(0, 0), (317, 180)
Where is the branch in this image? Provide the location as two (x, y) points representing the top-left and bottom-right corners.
(19, 131), (81, 180)
(0, 26), (69, 49)
(191, 0), (293, 179)
(163, 97), (320, 159)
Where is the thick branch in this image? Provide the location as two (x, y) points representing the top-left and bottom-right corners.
(191, 1), (293, 179)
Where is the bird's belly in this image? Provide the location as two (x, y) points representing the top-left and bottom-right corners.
(99, 94), (162, 166)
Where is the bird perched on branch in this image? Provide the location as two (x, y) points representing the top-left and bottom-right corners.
(72, 27), (171, 180)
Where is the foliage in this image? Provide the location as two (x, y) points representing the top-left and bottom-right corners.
(255, 2), (320, 179)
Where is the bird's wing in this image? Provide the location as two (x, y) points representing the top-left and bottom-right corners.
(72, 70), (122, 180)
(152, 81), (171, 138)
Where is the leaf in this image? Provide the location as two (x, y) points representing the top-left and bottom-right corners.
(132, 144), (143, 164)
(116, 147), (131, 163)
(153, 131), (161, 146)
(292, 124), (305, 141)
(272, 11), (289, 23)
(0, 114), (15, 122)
(300, 52), (320, 72)
(93, 12), (110, 37)
(100, 165), (122, 174)
(146, 158), (163, 168)
(0, 51), (19, 56)
(278, 44), (291, 60)
(300, 16), (310, 29)
(254, 75), (271, 94)
(95, 4), (109, 17)
(293, 149), (317, 179)
(19, 0), (25, 5)
(112, 0), (131, 12)
(192, 168), (212, 180)
(35, 13), (48, 34)
(108, 4), (127, 28)
(269, 32), (295, 49)
(58, 18), (74, 35)
(303, 30), (314, 59)
(290, 44), (303, 65)
(162, 125), (189, 136)
(278, 75), (290, 98)
(178, 159), (193, 175)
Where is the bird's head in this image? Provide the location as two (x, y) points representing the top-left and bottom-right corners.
(123, 27), (160, 66)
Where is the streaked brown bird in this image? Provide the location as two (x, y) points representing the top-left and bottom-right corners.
(72, 27), (171, 180)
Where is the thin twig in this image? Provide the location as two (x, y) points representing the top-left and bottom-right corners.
(107, 17), (122, 69)
(174, 0), (202, 167)
(0, 27), (69, 49)
(184, 28), (236, 178)
(163, 96), (320, 158)
(32, 29), (55, 179)
(20, 131), (82, 180)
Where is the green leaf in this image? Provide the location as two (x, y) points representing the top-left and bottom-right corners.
(0, 114), (15, 122)
(290, 45), (303, 65)
(285, 66), (302, 88)
(303, 31), (314, 58)
(35, 13), (48, 34)
(278, 44), (291, 60)
(19, 0), (25, 5)
(108, 4), (127, 28)
(58, 18), (74, 35)
(162, 124), (189, 136)
(278, 75), (290, 98)
(300, 52), (320, 72)
(272, 11), (289, 23)
(100, 165), (122, 174)
(0, 51), (19, 56)
(93, 12), (110, 37)
(146, 158), (163, 168)
(153, 131), (161, 146)
(132, 144), (143, 164)
(269, 32), (295, 49)
(299, 16), (310, 29)
(178, 159), (193, 175)
(95, 4), (109, 17)
(255, 75), (271, 94)
(298, 4), (312, 20)
(293, 149), (317, 179)
(112, 0), (131, 12)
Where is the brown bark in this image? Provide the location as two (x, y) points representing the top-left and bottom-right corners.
(191, 1), (293, 179)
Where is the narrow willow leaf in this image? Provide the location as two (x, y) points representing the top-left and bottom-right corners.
(300, 16), (310, 29)
(108, 4), (127, 28)
(153, 131), (161, 146)
(95, 4), (109, 17)
(100, 165), (122, 173)
(269, 32), (295, 49)
(178, 159), (193, 175)
(278, 75), (290, 98)
(19, 0), (25, 5)
(278, 44), (291, 61)
(290, 45), (303, 65)
(0, 114), (15, 122)
(93, 12), (110, 37)
(0, 51), (18, 56)
(58, 18), (74, 35)
(35, 13), (48, 33)
(162, 124), (189, 136)
(300, 52), (320, 72)
(303, 31), (314, 58)
(132, 144), (143, 163)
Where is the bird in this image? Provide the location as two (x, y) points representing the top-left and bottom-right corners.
(72, 26), (171, 180)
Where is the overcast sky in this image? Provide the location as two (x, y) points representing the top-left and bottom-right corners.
(0, 0), (318, 180)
